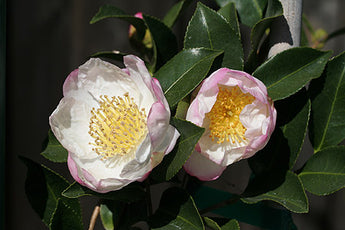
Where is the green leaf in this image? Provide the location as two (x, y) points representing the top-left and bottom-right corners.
(253, 47), (332, 101)
(175, 99), (190, 120)
(151, 118), (205, 181)
(204, 217), (221, 230)
(41, 130), (68, 163)
(90, 50), (126, 62)
(184, 3), (243, 70)
(299, 146), (345, 195)
(142, 15), (178, 71)
(163, 0), (193, 28)
(217, 3), (240, 37)
(62, 182), (145, 202)
(100, 204), (115, 230)
(155, 48), (223, 108)
(215, 0), (268, 27)
(21, 157), (83, 229)
(309, 51), (345, 152)
(221, 219), (240, 230)
(275, 89), (311, 169)
(90, 5), (146, 39)
(150, 187), (204, 230)
(245, 0), (283, 72)
(242, 171), (309, 213)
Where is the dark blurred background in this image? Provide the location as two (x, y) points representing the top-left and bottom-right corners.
(4, 0), (345, 229)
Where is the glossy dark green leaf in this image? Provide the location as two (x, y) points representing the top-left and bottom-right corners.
(90, 50), (126, 62)
(155, 48), (223, 108)
(90, 5), (146, 39)
(21, 157), (83, 229)
(242, 171), (309, 213)
(221, 219), (240, 230)
(215, 0), (267, 27)
(41, 130), (68, 163)
(245, 0), (283, 72)
(142, 15), (178, 71)
(163, 0), (193, 28)
(184, 3), (243, 70)
(253, 47), (331, 101)
(150, 187), (204, 230)
(100, 204), (115, 230)
(50, 199), (83, 230)
(309, 51), (345, 152)
(151, 118), (204, 181)
(217, 3), (240, 37)
(299, 146), (345, 195)
(62, 182), (145, 202)
(275, 89), (311, 169)
(204, 217), (221, 230)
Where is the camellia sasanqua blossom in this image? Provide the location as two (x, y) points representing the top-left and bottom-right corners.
(184, 68), (277, 181)
(49, 56), (179, 192)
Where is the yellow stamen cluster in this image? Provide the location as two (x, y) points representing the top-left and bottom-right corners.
(88, 94), (147, 159)
(206, 86), (255, 144)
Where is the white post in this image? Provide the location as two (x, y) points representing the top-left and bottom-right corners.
(268, 0), (303, 57)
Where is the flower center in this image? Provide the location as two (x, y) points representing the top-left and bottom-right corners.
(88, 93), (147, 159)
(206, 86), (255, 144)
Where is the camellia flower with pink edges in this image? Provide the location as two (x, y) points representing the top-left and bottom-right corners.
(49, 56), (179, 192)
(184, 68), (277, 181)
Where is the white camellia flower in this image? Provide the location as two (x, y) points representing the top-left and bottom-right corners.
(184, 68), (276, 181)
(50, 56), (179, 192)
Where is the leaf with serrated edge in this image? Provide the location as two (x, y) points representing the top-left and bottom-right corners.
(150, 187), (204, 230)
(221, 219), (240, 230)
(41, 130), (68, 163)
(204, 217), (221, 230)
(151, 118), (205, 181)
(215, 0), (267, 27)
(217, 3), (240, 37)
(155, 48), (223, 108)
(62, 181), (145, 202)
(253, 47), (331, 101)
(299, 146), (345, 195)
(242, 171), (309, 213)
(184, 3), (243, 70)
(309, 51), (345, 152)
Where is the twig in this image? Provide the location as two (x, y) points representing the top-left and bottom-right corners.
(88, 205), (100, 230)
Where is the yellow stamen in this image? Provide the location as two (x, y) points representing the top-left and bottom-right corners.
(88, 94), (147, 159)
(206, 86), (255, 144)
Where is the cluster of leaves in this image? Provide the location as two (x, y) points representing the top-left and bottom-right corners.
(23, 0), (345, 229)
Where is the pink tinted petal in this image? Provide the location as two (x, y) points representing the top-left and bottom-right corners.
(152, 78), (169, 110)
(67, 153), (86, 186)
(184, 151), (226, 181)
(63, 69), (79, 97)
(134, 12), (143, 19)
(164, 127), (180, 155)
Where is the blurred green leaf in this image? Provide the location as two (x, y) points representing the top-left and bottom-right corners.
(142, 15), (178, 71)
(326, 26), (345, 42)
(163, 0), (193, 28)
(90, 50), (127, 62)
(242, 171), (308, 213)
(275, 89), (311, 169)
(299, 146), (345, 195)
(62, 182), (145, 202)
(204, 217), (221, 230)
(245, 0), (283, 72)
(184, 2), (243, 70)
(221, 219), (240, 230)
(151, 118), (204, 181)
(150, 187), (204, 230)
(100, 204), (115, 230)
(21, 157), (83, 229)
(217, 3), (240, 37)
(215, 0), (268, 27)
(309, 51), (345, 152)
(90, 5), (146, 39)
(253, 47), (331, 101)
(41, 130), (68, 163)
(175, 99), (190, 120)
(155, 48), (223, 108)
